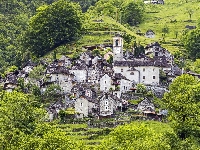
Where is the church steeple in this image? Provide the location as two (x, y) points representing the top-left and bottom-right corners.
(113, 34), (123, 61)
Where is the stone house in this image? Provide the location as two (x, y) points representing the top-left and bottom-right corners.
(100, 74), (113, 92)
(145, 42), (173, 65)
(70, 60), (88, 83)
(59, 55), (72, 68)
(99, 93), (120, 117)
(114, 73), (132, 93)
(145, 29), (155, 38)
(71, 83), (97, 99)
(75, 96), (97, 118)
(79, 52), (94, 66)
(46, 65), (74, 94)
(3, 73), (18, 92)
(21, 60), (37, 73)
(137, 98), (155, 112)
(87, 67), (99, 84)
(112, 73), (132, 98)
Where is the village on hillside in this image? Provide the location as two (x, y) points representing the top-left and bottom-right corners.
(0, 34), (197, 121)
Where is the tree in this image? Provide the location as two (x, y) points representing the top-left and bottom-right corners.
(186, 8), (194, 21)
(133, 41), (145, 57)
(29, 64), (45, 82)
(121, 2), (144, 26)
(161, 24), (169, 42)
(0, 91), (45, 134)
(182, 29), (200, 60)
(23, 0), (84, 57)
(136, 83), (147, 94)
(42, 84), (63, 105)
(163, 74), (200, 139)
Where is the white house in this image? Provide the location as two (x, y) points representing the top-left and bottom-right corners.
(100, 74), (113, 92)
(75, 96), (96, 118)
(113, 60), (160, 85)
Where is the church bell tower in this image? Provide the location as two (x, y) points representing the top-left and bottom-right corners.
(113, 34), (123, 62)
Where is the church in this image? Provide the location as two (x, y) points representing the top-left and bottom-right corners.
(112, 34), (170, 85)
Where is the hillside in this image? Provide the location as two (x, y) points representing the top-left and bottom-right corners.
(80, 0), (200, 53)
(0, 0), (200, 71)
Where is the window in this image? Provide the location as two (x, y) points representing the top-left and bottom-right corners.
(143, 68), (145, 72)
(105, 87), (107, 90)
(105, 101), (108, 105)
(124, 86), (125, 90)
(153, 68), (155, 71)
(153, 76), (155, 79)
(130, 72), (134, 75)
(105, 81), (106, 84)
(105, 107), (108, 110)
(80, 103), (83, 107)
(121, 69), (123, 72)
(143, 76), (145, 79)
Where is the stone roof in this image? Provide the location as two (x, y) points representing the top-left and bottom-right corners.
(114, 57), (170, 68)
(145, 42), (161, 49)
(99, 92), (120, 102)
(47, 66), (70, 74)
(21, 60), (37, 68)
(4, 73), (18, 85)
(172, 65), (182, 76)
(81, 95), (97, 103)
(112, 73), (129, 80)
(72, 60), (88, 70)
(146, 29), (155, 34)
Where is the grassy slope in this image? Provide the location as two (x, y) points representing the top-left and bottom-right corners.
(138, 0), (200, 53)
(54, 121), (172, 149)
(78, 0), (200, 55)
(48, 0), (200, 59)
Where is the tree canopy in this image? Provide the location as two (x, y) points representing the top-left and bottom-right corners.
(121, 1), (144, 26)
(163, 74), (200, 140)
(182, 29), (200, 60)
(23, 0), (84, 57)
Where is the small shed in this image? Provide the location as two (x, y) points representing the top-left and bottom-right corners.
(145, 29), (155, 38)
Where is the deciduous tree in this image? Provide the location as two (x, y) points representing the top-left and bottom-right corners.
(182, 29), (200, 60)
(24, 0), (84, 57)
(163, 74), (200, 139)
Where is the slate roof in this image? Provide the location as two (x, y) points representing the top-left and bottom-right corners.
(80, 95), (97, 103)
(145, 42), (161, 49)
(71, 60), (88, 70)
(114, 57), (170, 68)
(146, 29), (155, 34)
(112, 73), (129, 80)
(99, 92), (120, 102)
(47, 65), (70, 74)
(21, 60), (37, 68)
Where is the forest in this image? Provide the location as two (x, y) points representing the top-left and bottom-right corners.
(1, 0), (200, 149)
